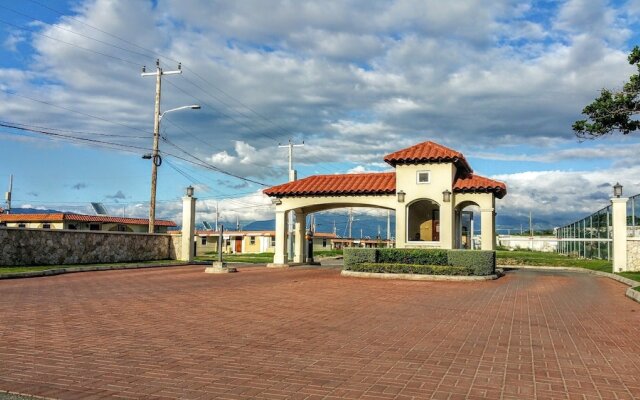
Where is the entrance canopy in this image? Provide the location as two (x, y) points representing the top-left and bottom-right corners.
(263, 141), (507, 266)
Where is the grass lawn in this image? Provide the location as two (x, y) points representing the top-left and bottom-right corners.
(497, 250), (612, 272)
(0, 260), (181, 275)
(195, 250), (344, 264)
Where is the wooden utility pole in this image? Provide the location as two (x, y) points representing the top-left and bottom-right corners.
(141, 59), (182, 233)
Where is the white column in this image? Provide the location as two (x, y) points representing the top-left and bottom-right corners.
(612, 197), (628, 272)
(272, 210), (288, 265)
(480, 208), (495, 251)
(181, 195), (196, 262)
(294, 212), (306, 263)
(440, 200), (454, 249)
(395, 204), (406, 248)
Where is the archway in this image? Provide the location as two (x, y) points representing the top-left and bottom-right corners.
(406, 199), (440, 242)
(455, 201), (480, 249)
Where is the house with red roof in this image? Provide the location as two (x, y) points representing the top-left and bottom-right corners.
(263, 141), (506, 266)
(0, 213), (176, 233)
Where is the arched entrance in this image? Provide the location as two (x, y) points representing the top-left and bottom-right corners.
(406, 199), (440, 242)
(455, 201), (480, 249)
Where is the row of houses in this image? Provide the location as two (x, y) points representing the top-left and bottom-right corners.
(0, 212), (394, 254)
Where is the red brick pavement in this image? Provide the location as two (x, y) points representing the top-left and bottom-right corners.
(1, 266), (640, 399)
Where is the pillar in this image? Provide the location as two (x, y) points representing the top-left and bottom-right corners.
(271, 210), (288, 265)
(611, 197), (628, 272)
(440, 200), (454, 249)
(480, 208), (495, 251)
(294, 212), (306, 263)
(181, 194), (196, 262)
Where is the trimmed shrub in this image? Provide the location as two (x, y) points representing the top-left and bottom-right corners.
(447, 250), (495, 276)
(343, 248), (377, 269)
(349, 263), (474, 276)
(377, 248), (449, 266)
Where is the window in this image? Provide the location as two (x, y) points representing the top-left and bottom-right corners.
(270, 236), (276, 246)
(250, 237), (256, 245)
(42, 223), (51, 229)
(201, 237), (207, 245)
(89, 224), (100, 231)
(18, 223), (26, 228)
(225, 239), (231, 246)
(323, 239), (327, 248)
(68, 224), (77, 230)
(416, 171), (430, 184)
(117, 224), (127, 232)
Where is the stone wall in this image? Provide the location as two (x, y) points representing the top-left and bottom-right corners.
(169, 234), (182, 261)
(0, 227), (176, 266)
(627, 239), (640, 271)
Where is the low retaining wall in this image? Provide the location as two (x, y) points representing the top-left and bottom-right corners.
(0, 227), (176, 266)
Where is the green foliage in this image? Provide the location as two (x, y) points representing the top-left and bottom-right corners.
(377, 248), (449, 265)
(496, 250), (612, 271)
(573, 45), (640, 138)
(348, 263), (474, 276)
(343, 248), (377, 268)
(447, 250), (495, 276)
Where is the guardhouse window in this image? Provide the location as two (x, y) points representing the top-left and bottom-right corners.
(417, 171), (431, 184)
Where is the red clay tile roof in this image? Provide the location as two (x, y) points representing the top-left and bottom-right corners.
(264, 172), (396, 197)
(0, 213), (176, 227)
(264, 171), (506, 198)
(383, 141), (472, 172)
(453, 174), (507, 199)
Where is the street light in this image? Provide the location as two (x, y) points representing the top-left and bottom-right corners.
(146, 103), (200, 233)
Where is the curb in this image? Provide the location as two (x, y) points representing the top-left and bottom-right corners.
(500, 265), (640, 303)
(0, 261), (207, 280)
(341, 269), (500, 281)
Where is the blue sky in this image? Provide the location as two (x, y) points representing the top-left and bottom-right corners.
(1, 0), (640, 228)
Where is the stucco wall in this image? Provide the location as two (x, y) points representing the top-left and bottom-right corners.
(169, 233), (182, 261)
(627, 238), (640, 271)
(1, 227), (176, 266)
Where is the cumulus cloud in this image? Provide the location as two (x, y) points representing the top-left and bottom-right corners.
(106, 190), (126, 200)
(71, 182), (87, 190)
(2, 0), (640, 226)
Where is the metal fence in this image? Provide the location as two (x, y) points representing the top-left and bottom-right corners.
(557, 206), (612, 260)
(556, 192), (640, 260)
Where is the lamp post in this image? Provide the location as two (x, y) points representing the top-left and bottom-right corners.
(144, 104), (200, 233)
(613, 182), (623, 198)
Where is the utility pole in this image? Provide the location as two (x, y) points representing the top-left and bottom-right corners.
(279, 139), (304, 261)
(4, 174), (12, 214)
(529, 211), (533, 237)
(333, 220), (337, 236)
(141, 59), (182, 233)
(348, 208), (353, 238)
(215, 201), (219, 232)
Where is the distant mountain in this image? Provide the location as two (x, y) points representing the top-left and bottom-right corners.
(5, 207), (64, 214)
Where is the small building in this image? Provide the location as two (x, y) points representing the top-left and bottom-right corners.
(0, 213), (176, 233)
(264, 141), (507, 265)
(331, 238), (395, 249)
(189, 230), (338, 255)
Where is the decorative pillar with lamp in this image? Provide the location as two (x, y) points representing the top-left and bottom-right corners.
(611, 182), (628, 272)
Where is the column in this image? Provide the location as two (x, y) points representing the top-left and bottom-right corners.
(271, 210), (288, 265)
(481, 208), (495, 251)
(294, 212), (306, 263)
(611, 197), (628, 272)
(181, 194), (196, 262)
(440, 201), (454, 249)
(395, 205), (406, 248)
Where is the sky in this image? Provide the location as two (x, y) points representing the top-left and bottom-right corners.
(1, 0), (640, 231)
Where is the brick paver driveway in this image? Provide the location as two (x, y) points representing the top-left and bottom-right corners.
(1, 266), (640, 400)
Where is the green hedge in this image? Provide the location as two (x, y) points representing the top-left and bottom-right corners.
(343, 248), (495, 276)
(447, 250), (495, 276)
(348, 263), (474, 276)
(377, 248), (449, 265)
(343, 248), (377, 268)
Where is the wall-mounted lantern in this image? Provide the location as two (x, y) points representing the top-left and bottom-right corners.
(397, 190), (406, 203)
(186, 185), (194, 197)
(442, 189), (452, 203)
(613, 182), (623, 198)
(271, 198), (282, 205)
